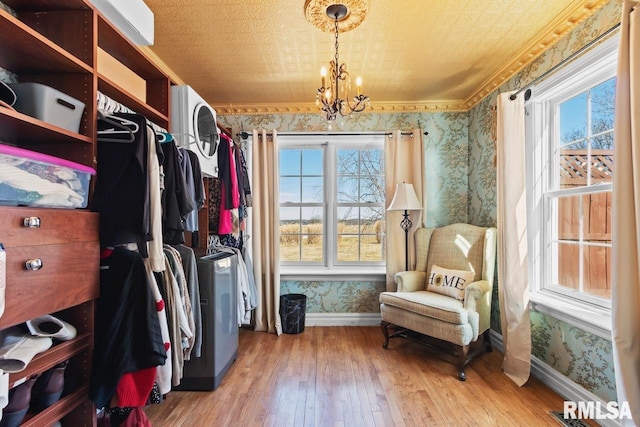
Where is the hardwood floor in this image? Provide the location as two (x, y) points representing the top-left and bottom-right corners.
(146, 327), (568, 426)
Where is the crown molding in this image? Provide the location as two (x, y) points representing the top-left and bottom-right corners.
(213, 100), (468, 116)
(462, 0), (611, 109)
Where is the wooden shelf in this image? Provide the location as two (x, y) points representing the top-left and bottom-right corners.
(0, 9), (92, 75)
(97, 14), (168, 81)
(21, 384), (92, 427)
(8, 333), (92, 388)
(2, 0), (90, 11)
(98, 74), (170, 127)
(0, 107), (93, 146)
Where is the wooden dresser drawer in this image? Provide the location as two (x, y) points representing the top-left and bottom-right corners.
(0, 241), (100, 328)
(0, 206), (98, 247)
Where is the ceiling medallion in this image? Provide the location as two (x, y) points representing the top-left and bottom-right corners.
(304, 0), (368, 33)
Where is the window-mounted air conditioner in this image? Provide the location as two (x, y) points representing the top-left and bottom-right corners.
(90, 0), (154, 46)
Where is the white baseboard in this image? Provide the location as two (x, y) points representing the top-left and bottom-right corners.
(305, 313), (382, 327)
(489, 330), (620, 427)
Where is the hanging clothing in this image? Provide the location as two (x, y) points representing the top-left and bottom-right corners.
(92, 113), (151, 255)
(217, 134), (239, 210)
(146, 124), (165, 272)
(239, 147), (252, 208)
(173, 244), (202, 358)
(161, 141), (194, 245)
(208, 177), (222, 235)
(180, 148), (205, 237)
(207, 239), (256, 326)
(90, 247), (166, 409)
(143, 259), (172, 395)
(185, 149), (205, 212)
(242, 244), (259, 316)
(163, 245), (195, 360)
(114, 367), (156, 408)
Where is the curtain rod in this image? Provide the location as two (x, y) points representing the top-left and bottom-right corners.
(237, 131), (428, 139)
(509, 22), (621, 101)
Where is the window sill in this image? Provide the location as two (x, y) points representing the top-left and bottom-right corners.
(280, 267), (386, 281)
(528, 292), (612, 340)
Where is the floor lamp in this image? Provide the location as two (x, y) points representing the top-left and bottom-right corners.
(387, 183), (423, 271)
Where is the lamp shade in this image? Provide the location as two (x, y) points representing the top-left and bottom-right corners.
(387, 183), (422, 211)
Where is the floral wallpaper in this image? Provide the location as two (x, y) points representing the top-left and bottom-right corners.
(531, 311), (616, 402)
(468, 0), (622, 403)
(281, 280), (386, 313)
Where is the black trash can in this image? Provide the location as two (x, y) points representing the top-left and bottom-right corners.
(280, 293), (306, 334)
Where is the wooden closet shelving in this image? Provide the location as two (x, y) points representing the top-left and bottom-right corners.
(97, 12), (171, 129)
(0, 1), (173, 425)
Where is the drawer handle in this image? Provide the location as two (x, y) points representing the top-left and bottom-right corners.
(25, 258), (43, 271)
(22, 217), (41, 228)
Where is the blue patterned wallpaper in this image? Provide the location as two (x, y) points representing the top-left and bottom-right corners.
(281, 280), (386, 313)
(531, 311), (616, 401)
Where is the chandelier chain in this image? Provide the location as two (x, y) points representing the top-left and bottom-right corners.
(334, 15), (339, 69)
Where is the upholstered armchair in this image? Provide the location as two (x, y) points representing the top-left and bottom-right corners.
(379, 223), (497, 380)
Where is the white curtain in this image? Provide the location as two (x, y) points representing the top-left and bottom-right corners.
(612, 2), (640, 424)
(496, 92), (531, 386)
(251, 129), (282, 335)
(385, 129), (424, 291)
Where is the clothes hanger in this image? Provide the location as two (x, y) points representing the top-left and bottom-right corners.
(97, 110), (136, 143)
(98, 109), (140, 131)
(157, 131), (174, 143)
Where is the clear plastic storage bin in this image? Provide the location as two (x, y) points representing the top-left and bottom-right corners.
(0, 145), (95, 208)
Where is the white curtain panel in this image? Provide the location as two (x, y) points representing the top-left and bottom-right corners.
(251, 129), (282, 335)
(496, 92), (531, 386)
(612, 2), (640, 424)
(384, 129), (425, 291)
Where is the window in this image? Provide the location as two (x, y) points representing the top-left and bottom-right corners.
(278, 134), (385, 274)
(526, 36), (617, 333)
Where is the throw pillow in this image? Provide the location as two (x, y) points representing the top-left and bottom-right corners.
(427, 264), (475, 301)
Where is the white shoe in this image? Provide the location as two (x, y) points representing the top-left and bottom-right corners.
(0, 369), (8, 410)
(0, 327), (52, 373)
(26, 315), (77, 341)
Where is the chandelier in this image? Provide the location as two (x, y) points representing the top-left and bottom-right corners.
(306, 2), (370, 122)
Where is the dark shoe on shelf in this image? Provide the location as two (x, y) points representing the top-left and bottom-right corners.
(0, 374), (39, 427)
(30, 360), (69, 412)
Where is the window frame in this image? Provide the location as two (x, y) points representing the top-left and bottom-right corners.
(525, 35), (618, 338)
(278, 133), (386, 278)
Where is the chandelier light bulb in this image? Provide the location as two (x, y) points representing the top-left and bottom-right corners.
(356, 76), (362, 96)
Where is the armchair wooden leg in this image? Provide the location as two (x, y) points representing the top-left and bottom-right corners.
(483, 330), (493, 353)
(381, 321), (391, 349)
(457, 345), (469, 381)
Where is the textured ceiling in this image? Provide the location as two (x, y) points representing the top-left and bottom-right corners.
(144, 0), (608, 114)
